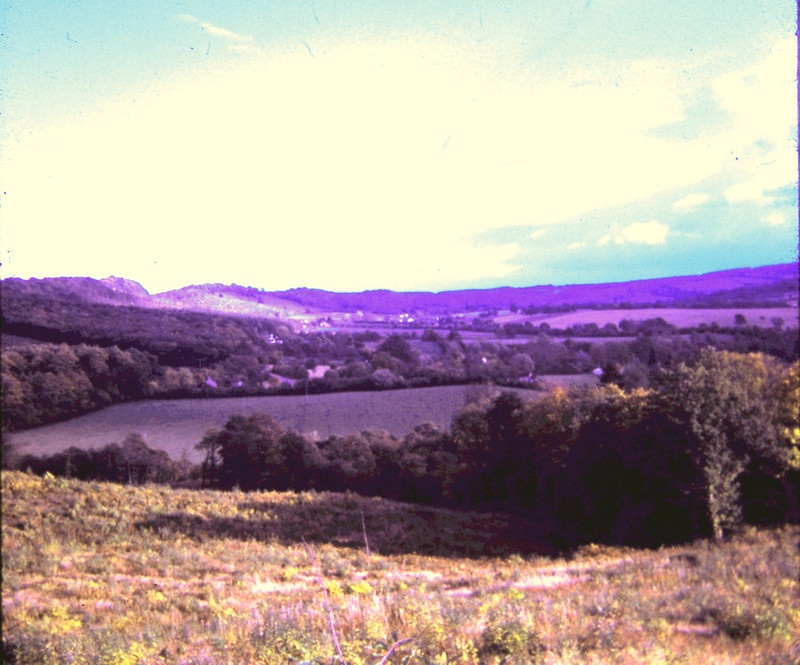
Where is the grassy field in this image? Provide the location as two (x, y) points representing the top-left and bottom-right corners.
(494, 307), (799, 330)
(6, 385), (542, 464)
(3, 470), (798, 665)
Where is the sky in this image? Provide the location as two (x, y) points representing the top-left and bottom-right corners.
(1, 1), (797, 294)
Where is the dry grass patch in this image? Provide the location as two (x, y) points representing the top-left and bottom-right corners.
(3, 471), (799, 664)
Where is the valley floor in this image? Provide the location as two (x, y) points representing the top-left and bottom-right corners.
(4, 384), (544, 463)
(2, 471), (799, 664)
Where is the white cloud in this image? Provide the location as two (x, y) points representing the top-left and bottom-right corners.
(619, 221), (670, 245)
(724, 166), (793, 206)
(1, 44), (523, 291)
(673, 193), (710, 211)
(715, 36), (797, 206)
(594, 222), (669, 247)
(625, 221), (669, 244)
(178, 14), (252, 42)
(762, 211), (787, 227)
(203, 25), (252, 42)
(2, 32), (793, 291)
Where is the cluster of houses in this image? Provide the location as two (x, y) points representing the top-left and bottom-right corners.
(204, 363), (331, 391)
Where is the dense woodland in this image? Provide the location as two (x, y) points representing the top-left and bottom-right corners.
(2, 321), (797, 432)
(2, 275), (799, 549)
(8, 350), (799, 549)
(2, 278), (797, 432)
(207, 350), (798, 546)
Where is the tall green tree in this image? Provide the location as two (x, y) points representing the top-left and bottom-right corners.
(196, 428), (223, 487)
(215, 414), (284, 490)
(774, 361), (800, 472)
(661, 350), (783, 540)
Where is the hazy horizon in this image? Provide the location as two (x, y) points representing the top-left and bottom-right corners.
(2, 1), (797, 294)
(3, 260), (796, 298)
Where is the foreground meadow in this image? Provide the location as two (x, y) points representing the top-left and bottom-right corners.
(3, 471), (798, 665)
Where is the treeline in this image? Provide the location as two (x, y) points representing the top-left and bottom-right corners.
(15, 350), (795, 550)
(0, 286), (282, 367)
(10, 433), (191, 485)
(500, 317), (798, 356)
(1, 276), (796, 433)
(4, 320), (798, 433)
(510, 280), (797, 313)
(192, 351), (799, 547)
(1, 344), (157, 430)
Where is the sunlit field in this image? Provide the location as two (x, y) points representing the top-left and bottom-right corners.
(3, 471), (798, 664)
(494, 307), (799, 330)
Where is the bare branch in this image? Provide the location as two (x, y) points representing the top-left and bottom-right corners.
(303, 539), (347, 665)
(375, 637), (415, 665)
(361, 509), (371, 566)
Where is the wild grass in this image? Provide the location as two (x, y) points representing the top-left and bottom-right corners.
(3, 470), (799, 664)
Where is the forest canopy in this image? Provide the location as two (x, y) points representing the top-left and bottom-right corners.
(12, 350), (797, 549)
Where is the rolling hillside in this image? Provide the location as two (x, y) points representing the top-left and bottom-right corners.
(2, 262), (797, 320)
(2, 470), (798, 664)
(268, 263), (800, 313)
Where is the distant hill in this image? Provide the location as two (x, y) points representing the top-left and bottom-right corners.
(149, 284), (316, 319)
(2, 263), (797, 318)
(0, 277), (316, 321)
(0, 275), (150, 307)
(272, 264), (799, 313)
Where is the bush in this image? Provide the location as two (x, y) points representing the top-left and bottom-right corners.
(13, 434), (185, 485)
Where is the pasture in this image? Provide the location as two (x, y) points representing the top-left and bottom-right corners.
(6, 384), (543, 464)
(494, 306), (799, 330)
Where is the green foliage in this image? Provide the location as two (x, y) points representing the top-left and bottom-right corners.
(15, 434), (187, 485)
(377, 334), (417, 366)
(1, 343), (156, 430)
(6, 340), (798, 551)
(660, 350), (788, 539)
(775, 361), (800, 470)
(3, 277), (797, 437)
(214, 413), (285, 490)
(479, 621), (543, 661)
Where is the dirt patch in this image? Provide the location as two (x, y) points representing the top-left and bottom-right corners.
(515, 571), (590, 589)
